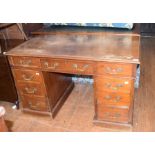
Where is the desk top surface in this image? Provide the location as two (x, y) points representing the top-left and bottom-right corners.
(6, 34), (140, 64)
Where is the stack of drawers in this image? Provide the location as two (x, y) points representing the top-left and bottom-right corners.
(94, 62), (136, 126)
(10, 57), (51, 114)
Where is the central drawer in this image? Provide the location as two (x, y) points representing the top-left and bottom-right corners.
(65, 60), (94, 75)
(41, 58), (65, 71)
(41, 58), (94, 75)
(17, 82), (46, 96)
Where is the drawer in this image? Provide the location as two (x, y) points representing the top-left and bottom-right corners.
(66, 60), (94, 75)
(96, 62), (135, 77)
(21, 95), (49, 112)
(95, 77), (134, 93)
(40, 58), (65, 71)
(97, 106), (129, 123)
(96, 91), (131, 107)
(11, 56), (41, 68)
(13, 69), (43, 83)
(17, 82), (46, 96)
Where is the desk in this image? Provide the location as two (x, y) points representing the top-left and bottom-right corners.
(6, 34), (140, 129)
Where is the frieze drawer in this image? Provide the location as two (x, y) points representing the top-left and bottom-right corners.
(96, 62), (136, 77)
(65, 60), (94, 75)
(10, 56), (41, 68)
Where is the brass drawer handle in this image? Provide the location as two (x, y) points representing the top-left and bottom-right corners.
(44, 62), (59, 69)
(114, 96), (122, 102)
(104, 95), (122, 102)
(28, 101), (39, 109)
(22, 74), (34, 81)
(114, 113), (121, 118)
(104, 95), (111, 100)
(104, 112), (121, 118)
(44, 62), (49, 67)
(73, 64), (89, 72)
(116, 83), (124, 87)
(105, 83), (124, 90)
(105, 67), (123, 74)
(24, 87), (37, 94)
(20, 59), (32, 66)
(104, 112), (110, 117)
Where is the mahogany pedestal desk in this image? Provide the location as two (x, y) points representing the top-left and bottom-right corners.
(6, 34), (140, 129)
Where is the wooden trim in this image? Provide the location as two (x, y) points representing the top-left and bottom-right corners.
(31, 24), (140, 37)
(93, 116), (132, 131)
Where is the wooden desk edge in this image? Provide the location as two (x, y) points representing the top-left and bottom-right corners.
(31, 30), (141, 37)
(5, 53), (140, 65)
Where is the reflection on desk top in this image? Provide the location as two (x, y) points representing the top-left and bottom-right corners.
(6, 34), (140, 64)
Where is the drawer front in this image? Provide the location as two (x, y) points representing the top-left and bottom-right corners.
(66, 60), (94, 75)
(41, 58), (65, 71)
(96, 62), (135, 77)
(21, 95), (49, 111)
(13, 69), (42, 83)
(96, 91), (131, 107)
(97, 106), (129, 123)
(95, 77), (134, 93)
(41, 58), (94, 75)
(18, 82), (46, 96)
(11, 56), (41, 68)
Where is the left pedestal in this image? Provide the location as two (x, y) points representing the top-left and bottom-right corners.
(9, 56), (74, 118)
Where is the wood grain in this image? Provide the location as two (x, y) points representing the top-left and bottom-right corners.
(96, 62), (136, 77)
(13, 69), (43, 83)
(6, 34), (140, 64)
(21, 95), (49, 112)
(94, 76), (134, 93)
(96, 105), (129, 123)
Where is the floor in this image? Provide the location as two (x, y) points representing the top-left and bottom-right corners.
(1, 36), (155, 132)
